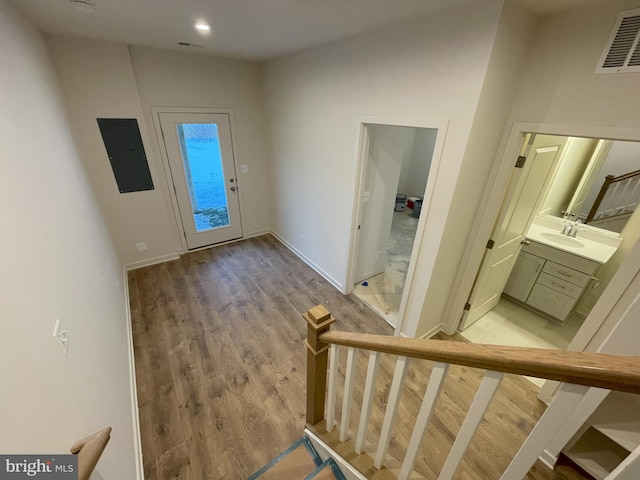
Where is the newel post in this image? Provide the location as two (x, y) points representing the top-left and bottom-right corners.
(304, 304), (335, 425)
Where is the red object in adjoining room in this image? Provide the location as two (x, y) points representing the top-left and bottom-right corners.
(407, 197), (419, 209)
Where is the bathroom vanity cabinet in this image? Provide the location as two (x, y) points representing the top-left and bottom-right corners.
(503, 240), (599, 323)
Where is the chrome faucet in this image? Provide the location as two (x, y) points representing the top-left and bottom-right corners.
(569, 220), (582, 237)
(561, 220), (581, 237)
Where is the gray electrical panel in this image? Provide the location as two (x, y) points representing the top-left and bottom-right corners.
(97, 118), (154, 193)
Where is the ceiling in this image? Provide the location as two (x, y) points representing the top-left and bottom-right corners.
(9, 0), (615, 61)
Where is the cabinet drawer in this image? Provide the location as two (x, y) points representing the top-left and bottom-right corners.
(526, 284), (577, 321)
(543, 261), (591, 287)
(522, 240), (599, 274)
(537, 272), (583, 298)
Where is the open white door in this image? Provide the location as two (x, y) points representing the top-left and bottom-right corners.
(354, 125), (411, 282)
(460, 135), (569, 329)
(566, 140), (612, 216)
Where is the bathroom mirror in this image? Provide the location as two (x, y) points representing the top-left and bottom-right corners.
(539, 138), (640, 234)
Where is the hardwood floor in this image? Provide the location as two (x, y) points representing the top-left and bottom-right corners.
(128, 234), (584, 479)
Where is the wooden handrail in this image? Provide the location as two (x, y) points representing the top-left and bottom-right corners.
(304, 305), (640, 432)
(304, 306), (640, 480)
(319, 330), (640, 394)
(609, 169), (640, 183)
(586, 169), (640, 223)
(70, 426), (112, 480)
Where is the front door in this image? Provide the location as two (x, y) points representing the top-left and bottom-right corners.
(159, 113), (242, 249)
(461, 135), (568, 329)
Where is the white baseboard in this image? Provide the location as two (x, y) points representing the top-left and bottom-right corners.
(419, 323), (443, 339)
(245, 228), (271, 239)
(270, 230), (345, 292)
(125, 252), (180, 271)
(304, 428), (367, 480)
(538, 449), (558, 470)
(122, 266), (145, 480)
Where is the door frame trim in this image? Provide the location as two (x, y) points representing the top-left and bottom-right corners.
(442, 121), (640, 335)
(344, 115), (449, 335)
(151, 107), (245, 252)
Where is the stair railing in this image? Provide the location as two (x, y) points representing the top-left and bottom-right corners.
(585, 169), (640, 223)
(304, 305), (640, 480)
(70, 427), (112, 480)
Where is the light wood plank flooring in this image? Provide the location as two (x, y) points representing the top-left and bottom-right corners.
(128, 234), (584, 479)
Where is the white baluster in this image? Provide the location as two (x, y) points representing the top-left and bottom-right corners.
(438, 370), (504, 480)
(602, 182), (621, 217)
(356, 351), (381, 453)
(340, 347), (357, 441)
(326, 345), (340, 432)
(500, 382), (589, 480)
(624, 176), (640, 213)
(398, 362), (449, 480)
(375, 356), (409, 468)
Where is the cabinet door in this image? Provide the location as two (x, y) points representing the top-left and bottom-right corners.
(503, 251), (545, 302)
(527, 284), (577, 321)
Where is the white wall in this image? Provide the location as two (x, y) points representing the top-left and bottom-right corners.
(579, 207), (640, 313)
(601, 141), (640, 175)
(46, 36), (180, 267)
(434, 0), (640, 337)
(401, 129), (437, 198)
(413, 0), (538, 337)
(264, 0), (505, 291)
(128, 46), (272, 241)
(45, 39), (272, 268)
(507, 0), (640, 128)
(541, 137), (597, 217)
(506, 0), (640, 312)
(0, 2), (139, 478)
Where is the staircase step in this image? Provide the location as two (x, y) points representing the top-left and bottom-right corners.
(308, 421), (401, 480)
(249, 436), (345, 480)
(308, 459), (344, 480)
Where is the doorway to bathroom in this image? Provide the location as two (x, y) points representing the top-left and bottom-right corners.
(456, 130), (640, 370)
(349, 123), (438, 327)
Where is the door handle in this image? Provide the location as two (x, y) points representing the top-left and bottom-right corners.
(521, 240), (530, 245)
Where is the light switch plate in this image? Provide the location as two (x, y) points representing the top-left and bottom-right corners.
(53, 319), (69, 357)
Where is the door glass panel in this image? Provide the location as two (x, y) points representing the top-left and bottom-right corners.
(176, 123), (230, 232)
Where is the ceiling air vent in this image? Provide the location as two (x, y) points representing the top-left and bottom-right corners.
(596, 8), (640, 74)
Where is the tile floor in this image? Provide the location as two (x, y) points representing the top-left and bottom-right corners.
(459, 296), (585, 386)
(350, 208), (585, 386)
(459, 296), (584, 350)
(352, 208), (419, 326)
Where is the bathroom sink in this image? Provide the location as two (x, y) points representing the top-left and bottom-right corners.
(539, 232), (585, 248)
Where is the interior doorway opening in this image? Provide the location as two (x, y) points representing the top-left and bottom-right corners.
(350, 123), (437, 327)
(458, 132), (640, 377)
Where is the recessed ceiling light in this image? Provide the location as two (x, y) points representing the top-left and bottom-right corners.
(69, 0), (95, 14)
(195, 22), (211, 32)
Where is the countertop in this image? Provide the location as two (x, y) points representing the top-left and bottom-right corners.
(526, 222), (620, 264)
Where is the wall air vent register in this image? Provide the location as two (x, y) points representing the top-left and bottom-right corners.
(596, 8), (640, 74)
